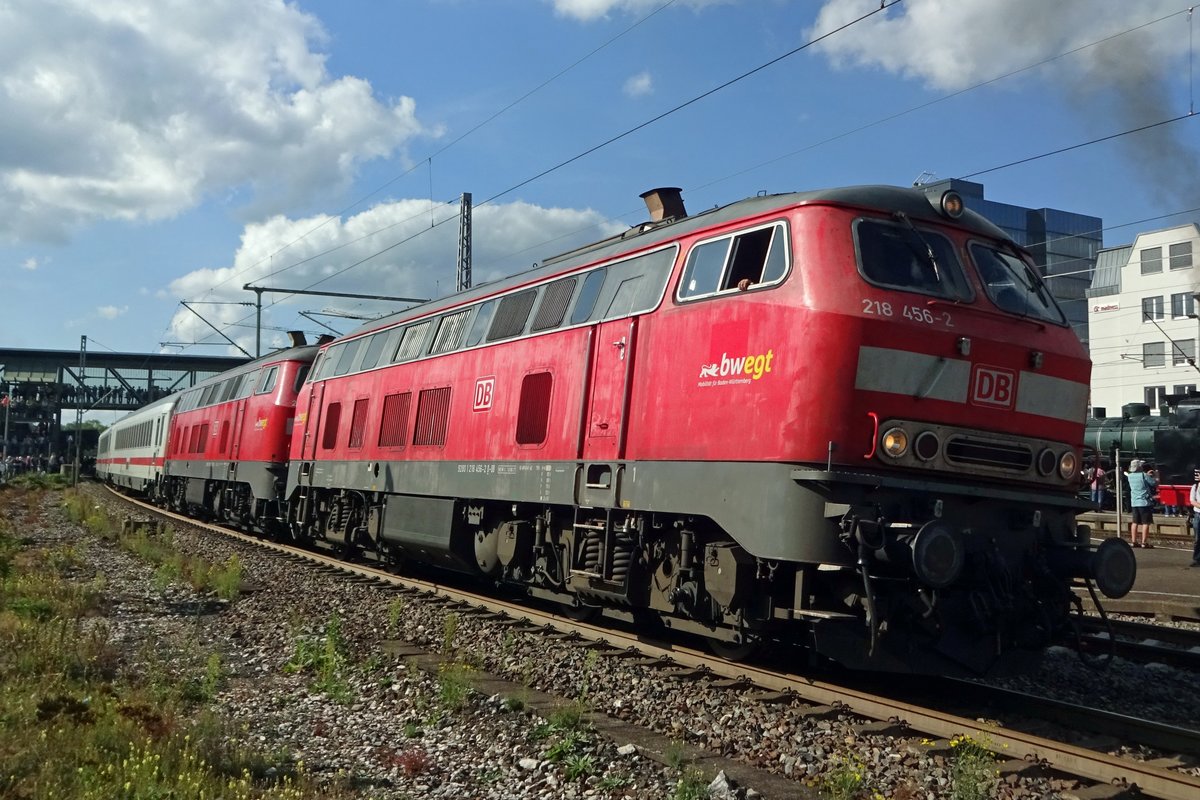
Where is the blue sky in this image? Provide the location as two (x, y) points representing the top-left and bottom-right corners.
(2, 0), (1198, 360)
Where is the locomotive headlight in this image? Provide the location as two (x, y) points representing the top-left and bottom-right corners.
(1058, 451), (1077, 480)
(940, 190), (964, 219)
(881, 427), (909, 458)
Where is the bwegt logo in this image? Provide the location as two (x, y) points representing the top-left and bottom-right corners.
(699, 350), (776, 381)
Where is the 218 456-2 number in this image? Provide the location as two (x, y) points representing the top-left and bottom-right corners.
(862, 298), (953, 327)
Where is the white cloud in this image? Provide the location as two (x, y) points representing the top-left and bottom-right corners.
(165, 198), (627, 353)
(97, 304), (128, 319)
(623, 71), (654, 98)
(20, 257), (38, 271)
(549, 0), (733, 22)
(808, 0), (1199, 207)
(0, 0), (431, 243)
(808, 0), (1186, 92)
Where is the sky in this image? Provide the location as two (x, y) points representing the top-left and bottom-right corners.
(2, 0), (1198, 367)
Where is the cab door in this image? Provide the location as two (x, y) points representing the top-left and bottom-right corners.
(230, 399), (246, 459)
(300, 383), (325, 461)
(582, 318), (637, 461)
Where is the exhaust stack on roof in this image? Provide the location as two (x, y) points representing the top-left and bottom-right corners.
(639, 187), (686, 222)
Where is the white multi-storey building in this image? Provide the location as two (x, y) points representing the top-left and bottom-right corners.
(1087, 223), (1200, 416)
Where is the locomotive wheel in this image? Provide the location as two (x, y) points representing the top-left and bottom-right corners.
(707, 636), (758, 662)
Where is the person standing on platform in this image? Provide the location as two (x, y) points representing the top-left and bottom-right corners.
(1190, 468), (1200, 567)
(1089, 461), (1107, 508)
(1126, 460), (1157, 548)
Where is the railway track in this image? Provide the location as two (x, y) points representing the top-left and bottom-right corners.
(107, 487), (1200, 800)
(1076, 615), (1200, 671)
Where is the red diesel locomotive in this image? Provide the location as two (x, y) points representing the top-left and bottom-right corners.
(98, 342), (320, 529)
(282, 185), (1133, 675)
(100, 185), (1135, 676)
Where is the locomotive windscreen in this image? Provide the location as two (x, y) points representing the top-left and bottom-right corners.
(854, 219), (970, 299)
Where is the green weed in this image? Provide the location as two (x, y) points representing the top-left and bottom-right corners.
(823, 752), (868, 800)
(950, 733), (999, 800)
(442, 611), (459, 653)
(563, 752), (595, 781)
(436, 659), (473, 712)
(386, 597), (405, 636)
(284, 616), (351, 702)
(673, 766), (710, 800)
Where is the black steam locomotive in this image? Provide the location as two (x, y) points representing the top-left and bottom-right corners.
(1084, 396), (1200, 502)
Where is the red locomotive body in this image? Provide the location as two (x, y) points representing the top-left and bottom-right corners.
(160, 344), (317, 526)
(281, 185), (1133, 676)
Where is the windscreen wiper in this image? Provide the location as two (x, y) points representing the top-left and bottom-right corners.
(892, 211), (940, 282)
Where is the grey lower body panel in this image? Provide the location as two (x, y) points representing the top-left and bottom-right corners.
(287, 458), (849, 564)
(166, 459), (285, 501)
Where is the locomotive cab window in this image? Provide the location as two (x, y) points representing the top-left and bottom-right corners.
(678, 222), (789, 300)
(255, 366), (279, 395)
(970, 243), (1066, 325)
(292, 364), (311, 392)
(854, 219), (970, 300)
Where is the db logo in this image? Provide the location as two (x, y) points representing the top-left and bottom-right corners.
(473, 376), (495, 412)
(970, 365), (1016, 409)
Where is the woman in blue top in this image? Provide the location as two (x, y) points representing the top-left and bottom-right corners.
(1126, 460), (1157, 548)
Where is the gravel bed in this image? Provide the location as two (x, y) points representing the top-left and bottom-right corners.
(52, 486), (1200, 797)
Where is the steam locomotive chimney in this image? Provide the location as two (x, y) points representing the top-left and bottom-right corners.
(640, 187), (686, 222)
(287, 330), (307, 347)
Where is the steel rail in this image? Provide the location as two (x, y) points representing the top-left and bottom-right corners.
(1081, 615), (1200, 649)
(107, 489), (1200, 800)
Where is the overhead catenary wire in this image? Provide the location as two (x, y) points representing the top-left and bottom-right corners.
(690, 5), (1196, 197)
(176, 2), (904, 349)
(192, 0), (683, 303)
(958, 113), (1196, 180)
(274, 3), (1192, 297)
(177, 3), (1196, 354)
